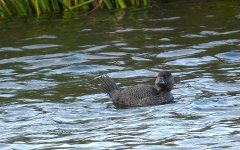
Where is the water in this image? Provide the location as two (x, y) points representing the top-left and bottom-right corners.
(1, 1), (240, 149)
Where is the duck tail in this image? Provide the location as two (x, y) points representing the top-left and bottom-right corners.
(98, 75), (119, 98)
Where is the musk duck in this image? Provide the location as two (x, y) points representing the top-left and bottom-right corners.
(98, 71), (175, 108)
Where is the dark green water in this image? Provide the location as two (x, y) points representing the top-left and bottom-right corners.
(1, 1), (240, 149)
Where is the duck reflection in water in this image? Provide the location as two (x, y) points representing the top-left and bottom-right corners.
(98, 71), (175, 108)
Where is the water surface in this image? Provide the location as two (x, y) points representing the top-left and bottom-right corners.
(1, 1), (240, 149)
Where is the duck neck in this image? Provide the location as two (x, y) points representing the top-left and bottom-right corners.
(161, 88), (171, 92)
(154, 85), (171, 93)
(154, 85), (161, 94)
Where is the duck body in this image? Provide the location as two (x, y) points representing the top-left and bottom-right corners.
(98, 71), (175, 108)
(113, 84), (173, 108)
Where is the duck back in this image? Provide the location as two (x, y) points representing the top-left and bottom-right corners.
(116, 84), (157, 107)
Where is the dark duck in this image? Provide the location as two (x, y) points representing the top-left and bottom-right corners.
(98, 71), (175, 108)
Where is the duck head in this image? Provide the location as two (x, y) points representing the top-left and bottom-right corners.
(155, 71), (175, 92)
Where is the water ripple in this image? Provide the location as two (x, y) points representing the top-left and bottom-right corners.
(157, 49), (206, 58)
(166, 56), (217, 66)
(0, 47), (22, 52)
(200, 30), (240, 36)
(22, 44), (62, 50)
(115, 27), (174, 33)
(23, 35), (58, 40)
(149, 17), (181, 21)
(47, 65), (125, 75)
(215, 51), (240, 63)
(1, 1), (240, 149)
(107, 69), (156, 78)
(83, 45), (110, 52)
(0, 80), (58, 90)
(192, 39), (240, 49)
(146, 44), (181, 49)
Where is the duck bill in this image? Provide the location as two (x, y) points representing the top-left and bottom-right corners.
(156, 77), (167, 88)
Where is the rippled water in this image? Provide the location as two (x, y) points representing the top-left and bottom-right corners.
(1, 1), (240, 149)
